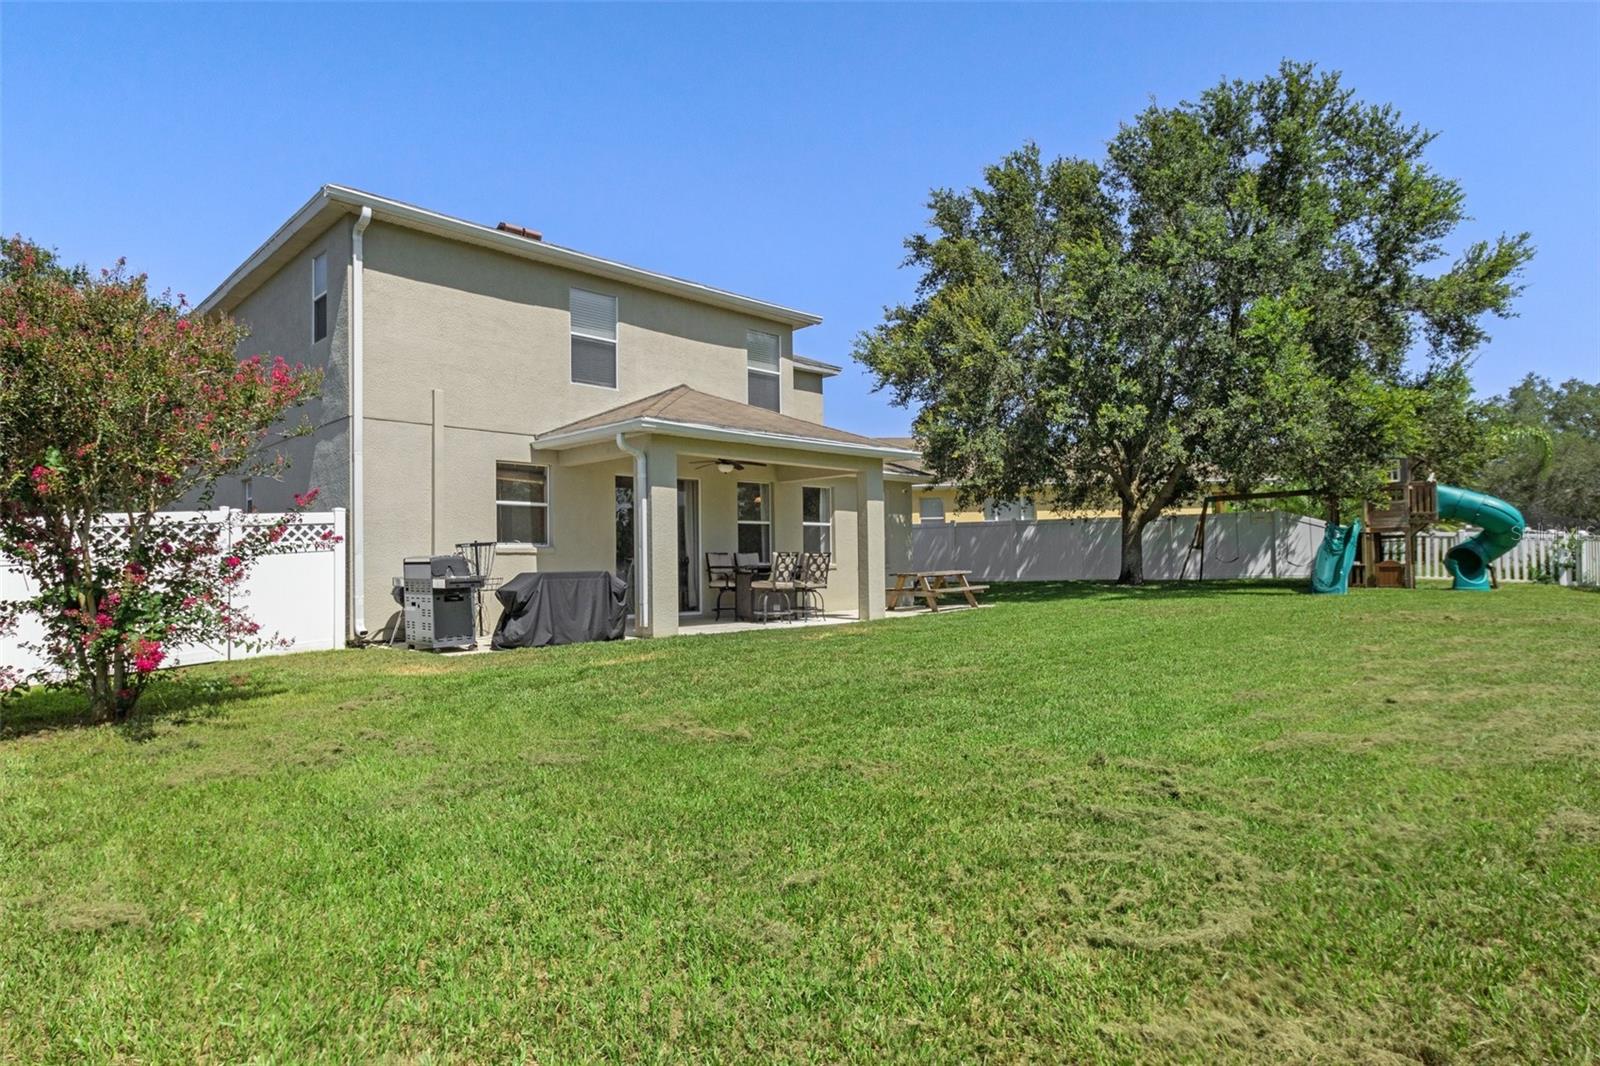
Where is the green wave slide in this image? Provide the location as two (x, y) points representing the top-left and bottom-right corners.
(1311, 518), (1362, 594)
(1434, 484), (1526, 591)
(1310, 485), (1526, 593)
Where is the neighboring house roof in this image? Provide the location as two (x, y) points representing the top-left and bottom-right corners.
(792, 354), (843, 377)
(872, 437), (930, 481)
(198, 185), (823, 328)
(535, 385), (918, 462)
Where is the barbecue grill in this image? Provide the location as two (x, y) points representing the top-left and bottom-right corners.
(398, 555), (485, 651)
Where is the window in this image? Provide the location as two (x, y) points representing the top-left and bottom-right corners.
(802, 486), (832, 554)
(496, 463), (550, 545)
(984, 498), (1035, 522)
(570, 288), (618, 387)
(311, 253), (328, 343)
(242, 478), (255, 514)
(919, 497), (946, 524)
(736, 481), (771, 559)
(746, 330), (780, 411)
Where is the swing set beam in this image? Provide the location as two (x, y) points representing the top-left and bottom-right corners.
(1191, 489), (1317, 581)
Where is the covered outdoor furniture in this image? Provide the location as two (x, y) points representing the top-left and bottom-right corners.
(706, 552), (737, 620)
(749, 551), (800, 623)
(886, 569), (988, 611)
(491, 570), (628, 649)
(793, 551), (831, 619)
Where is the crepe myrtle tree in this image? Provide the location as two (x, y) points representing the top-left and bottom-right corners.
(0, 237), (325, 721)
(856, 62), (1531, 582)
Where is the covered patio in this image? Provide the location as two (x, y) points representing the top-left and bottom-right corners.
(532, 386), (919, 638)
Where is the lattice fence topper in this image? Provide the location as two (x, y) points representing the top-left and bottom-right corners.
(85, 509), (342, 557)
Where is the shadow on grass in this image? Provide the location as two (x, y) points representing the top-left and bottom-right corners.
(1, 671), (282, 743)
(988, 579), (1312, 605)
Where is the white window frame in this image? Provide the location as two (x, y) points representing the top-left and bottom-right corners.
(802, 486), (832, 555)
(746, 330), (781, 413)
(736, 480), (773, 560)
(495, 462), (552, 547)
(311, 252), (328, 344)
(570, 287), (619, 390)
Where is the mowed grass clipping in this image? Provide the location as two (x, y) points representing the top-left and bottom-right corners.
(2, 582), (1597, 1063)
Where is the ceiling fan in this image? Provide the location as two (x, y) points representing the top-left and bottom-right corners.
(690, 458), (768, 474)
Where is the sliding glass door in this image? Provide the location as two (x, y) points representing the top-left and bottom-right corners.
(614, 475), (700, 614)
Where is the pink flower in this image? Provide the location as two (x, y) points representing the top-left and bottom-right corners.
(176, 318), (191, 334)
(293, 488), (321, 508)
(131, 638), (165, 674)
(181, 596), (198, 609)
(223, 555), (242, 569)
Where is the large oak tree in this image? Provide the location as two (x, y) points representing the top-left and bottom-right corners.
(856, 62), (1531, 582)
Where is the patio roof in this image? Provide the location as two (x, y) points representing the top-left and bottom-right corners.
(534, 385), (918, 462)
(792, 354), (843, 377)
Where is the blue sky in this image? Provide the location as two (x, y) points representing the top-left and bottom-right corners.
(3, 2), (1596, 436)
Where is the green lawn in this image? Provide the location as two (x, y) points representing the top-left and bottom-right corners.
(2, 583), (1597, 1063)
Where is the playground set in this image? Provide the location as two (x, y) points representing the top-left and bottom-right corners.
(1189, 458), (1526, 595)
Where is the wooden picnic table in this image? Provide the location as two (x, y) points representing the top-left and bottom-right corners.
(886, 569), (988, 612)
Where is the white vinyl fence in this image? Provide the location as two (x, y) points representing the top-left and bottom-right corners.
(1414, 528), (1597, 585)
(911, 511), (1598, 586)
(2, 508), (346, 678)
(911, 511), (1326, 582)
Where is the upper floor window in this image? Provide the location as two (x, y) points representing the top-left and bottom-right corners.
(570, 288), (618, 388)
(802, 486), (832, 554)
(746, 330), (780, 411)
(496, 462), (550, 546)
(311, 253), (328, 343)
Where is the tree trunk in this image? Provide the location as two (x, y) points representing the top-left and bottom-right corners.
(1118, 502), (1146, 585)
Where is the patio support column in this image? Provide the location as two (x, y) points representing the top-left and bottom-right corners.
(642, 436), (680, 638)
(855, 463), (886, 621)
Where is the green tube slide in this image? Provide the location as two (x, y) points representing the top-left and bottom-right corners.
(1435, 484), (1526, 591)
(1311, 518), (1362, 594)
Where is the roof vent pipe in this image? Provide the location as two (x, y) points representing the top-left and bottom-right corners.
(496, 222), (543, 241)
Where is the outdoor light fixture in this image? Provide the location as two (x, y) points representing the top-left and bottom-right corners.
(715, 461), (736, 474)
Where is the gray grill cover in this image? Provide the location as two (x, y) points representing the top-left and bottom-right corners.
(491, 570), (628, 649)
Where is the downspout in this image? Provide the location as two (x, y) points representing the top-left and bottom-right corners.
(350, 206), (373, 638)
(616, 432), (649, 632)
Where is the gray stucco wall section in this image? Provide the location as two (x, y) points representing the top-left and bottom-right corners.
(201, 217), (354, 514)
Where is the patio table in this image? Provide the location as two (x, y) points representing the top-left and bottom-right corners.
(886, 569), (988, 612)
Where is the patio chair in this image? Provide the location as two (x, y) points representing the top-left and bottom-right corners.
(749, 551), (800, 623)
(706, 552), (736, 620)
(793, 551), (832, 619)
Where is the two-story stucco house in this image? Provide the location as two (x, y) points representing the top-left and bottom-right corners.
(197, 186), (920, 640)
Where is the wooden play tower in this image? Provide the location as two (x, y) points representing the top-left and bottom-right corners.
(1350, 458), (1438, 589)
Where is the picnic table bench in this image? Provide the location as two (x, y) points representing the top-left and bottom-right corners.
(886, 569), (988, 611)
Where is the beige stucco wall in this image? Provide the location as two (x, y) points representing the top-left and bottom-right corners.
(360, 222), (822, 433)
(789, 369), (825, 423)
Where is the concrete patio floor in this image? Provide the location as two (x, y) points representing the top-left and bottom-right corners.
(380, 602), (986, 656)
(629, 602), (988, 638)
